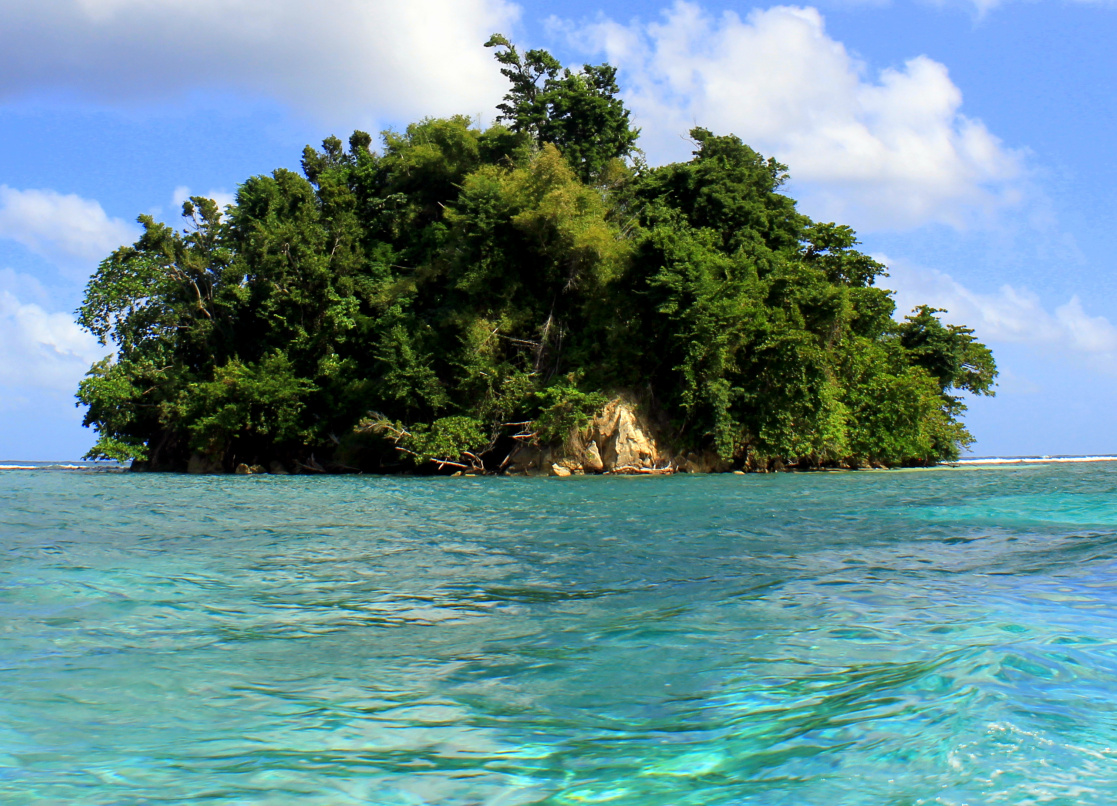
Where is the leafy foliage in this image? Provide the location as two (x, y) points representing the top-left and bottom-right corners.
(533, 379), (609, 446)
(485, 33), (639, 181)
(75, 36), (995, 473)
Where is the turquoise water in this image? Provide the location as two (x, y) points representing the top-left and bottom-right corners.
(2, 465), (1117, 804)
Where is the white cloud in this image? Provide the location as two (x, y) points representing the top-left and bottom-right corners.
(0, 286), (107, 393)
(0, 0), (518, 126)
(886, 257), (1117, 362)
(566, 3), (1024, 231)
(0, 267), (51, 308)
(0, 275), (103, 458)
(1052, 296), (1117, 353)
(0, 186), (138, 274)
(171, 186), (237, 215)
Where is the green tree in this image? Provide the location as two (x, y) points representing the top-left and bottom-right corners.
(899, 305), (998, 396)
(486, 34), (639, 181)
(75, 37), (996, 473)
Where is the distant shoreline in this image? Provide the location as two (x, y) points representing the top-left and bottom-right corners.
(4, 456), (1117, 473)
(953, 455), (1117, 466)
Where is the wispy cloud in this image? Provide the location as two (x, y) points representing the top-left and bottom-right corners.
(887, 257), (1117, 367)
(946, 0), (1117, 19)
(0, 186), (138, 274)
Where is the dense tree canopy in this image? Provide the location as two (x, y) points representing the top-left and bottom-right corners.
(76, 37), (996, 473)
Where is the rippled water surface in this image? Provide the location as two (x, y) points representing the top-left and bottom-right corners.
(3, 465), (1117, 804)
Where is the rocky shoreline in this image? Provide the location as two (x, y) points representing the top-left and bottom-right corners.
(149, 395), (905, 477)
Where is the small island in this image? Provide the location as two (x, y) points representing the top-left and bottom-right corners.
(76, 36), (996, 475)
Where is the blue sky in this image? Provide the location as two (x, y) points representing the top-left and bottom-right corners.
(1, 0), (1114, 460)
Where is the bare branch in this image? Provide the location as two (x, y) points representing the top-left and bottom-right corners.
(434, 458), (469, 470)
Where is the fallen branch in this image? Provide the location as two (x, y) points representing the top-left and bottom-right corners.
(434, 458), (469, 470)
(461, 451), (485, 471)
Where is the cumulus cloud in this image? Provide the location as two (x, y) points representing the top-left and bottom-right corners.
(0, 0), (518, 125)
(0, 186), (138, 274)
(0, 286), (107, 393)
(887, 257), (1117, 363)
(565, 2), (1024, 230)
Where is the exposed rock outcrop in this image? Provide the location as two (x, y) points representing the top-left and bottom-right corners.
(506, 395), (670, 475)
(583, 441), (604, 473)
(594, 397), (660, 471)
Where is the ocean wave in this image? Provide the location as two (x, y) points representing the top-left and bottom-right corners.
(0, 462), (123, 471)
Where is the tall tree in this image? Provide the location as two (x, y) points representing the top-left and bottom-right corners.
(486, 34), (639, 181)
